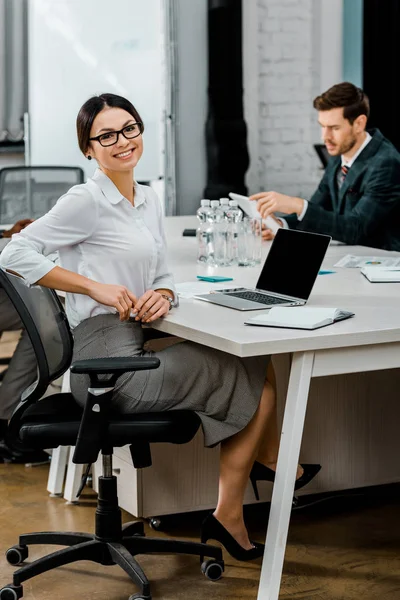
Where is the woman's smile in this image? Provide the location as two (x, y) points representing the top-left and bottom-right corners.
(113, 147), (135, 160)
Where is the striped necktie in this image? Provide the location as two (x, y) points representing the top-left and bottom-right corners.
(338, 164), (349, 189)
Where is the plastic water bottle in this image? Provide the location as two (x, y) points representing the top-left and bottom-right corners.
(196, 199), (211, 263)
(210, 200), (224, 221)
(219, 197), (230, 217)
(226, 199), (243, 265)
(211, 200), (227, 266)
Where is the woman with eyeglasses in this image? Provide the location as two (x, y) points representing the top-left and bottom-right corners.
(0, 93), (320, 561)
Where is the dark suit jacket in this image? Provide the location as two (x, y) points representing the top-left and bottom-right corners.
(287, 129), (400, 251)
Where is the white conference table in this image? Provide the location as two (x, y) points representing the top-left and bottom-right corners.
(11, 216), (400, 599)
(152, 217), (400, 600)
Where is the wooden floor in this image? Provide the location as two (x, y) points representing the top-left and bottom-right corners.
(0, 463), (400, 599)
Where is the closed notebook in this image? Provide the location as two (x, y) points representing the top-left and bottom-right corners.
(361, 266), (400, 282)
(245, 307), (354, 330)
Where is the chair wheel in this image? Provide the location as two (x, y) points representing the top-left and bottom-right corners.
(0, 584), (23, 600)
(6, 545), (28, 566)
(201, 559), (224, 581)
(122, 521), (145, 537)
(128, 594), (151, 600)
(149, 518), (162, 531)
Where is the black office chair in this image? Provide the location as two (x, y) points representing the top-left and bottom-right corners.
(0, 269), (223, 600)
(0, 166), (85, 222)
(0, 356), (11, 381)
(313, 144), (330, 168)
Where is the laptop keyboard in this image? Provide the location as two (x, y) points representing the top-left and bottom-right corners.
(227, 291), (290, 305)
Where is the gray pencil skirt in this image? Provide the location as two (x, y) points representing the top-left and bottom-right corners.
(70, 314), (270, 447)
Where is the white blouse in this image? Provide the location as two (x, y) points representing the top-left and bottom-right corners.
(0, 169), (176, 328)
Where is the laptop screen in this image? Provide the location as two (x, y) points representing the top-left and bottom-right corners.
(256, 228), (331, 300)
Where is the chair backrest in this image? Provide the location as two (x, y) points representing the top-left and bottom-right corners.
(313, 144), (330, 168)
(0, 269), (73, 405)
(0, 166), (84, 222)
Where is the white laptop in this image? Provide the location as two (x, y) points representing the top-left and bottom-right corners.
(194, 228), (331, 310)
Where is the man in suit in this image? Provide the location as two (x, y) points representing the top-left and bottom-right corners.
(0, 219), (48, 462)
(251, 82), (400, 251)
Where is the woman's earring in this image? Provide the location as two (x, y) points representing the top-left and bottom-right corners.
(87, 155), (92, 161)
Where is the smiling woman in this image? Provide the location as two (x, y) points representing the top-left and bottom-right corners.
(76, 94), (145, 203)
(0, 92), (305, 561)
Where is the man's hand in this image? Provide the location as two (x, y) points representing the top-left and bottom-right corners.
(133, 290), (170, 323)
(261, 224), (275, 241)
(2, 219), (34, 238)
(261, 215), (283, 241)
(249, 191), (304, 218)
(88, 282), (137, 321)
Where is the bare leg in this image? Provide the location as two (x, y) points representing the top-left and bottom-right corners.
(214, 378), (275, 550)
(256, 362), (304, 479)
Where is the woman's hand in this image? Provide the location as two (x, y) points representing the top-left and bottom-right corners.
(88, 282), (137, 321)
(133, 290), (170, 323)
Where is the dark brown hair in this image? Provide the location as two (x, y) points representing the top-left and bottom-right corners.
(76, 93), (144, 154)
(313, 82), (370, 124)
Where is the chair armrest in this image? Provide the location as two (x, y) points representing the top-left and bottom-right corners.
(71, 356), (160, 375)
(71, 355), (160, 465)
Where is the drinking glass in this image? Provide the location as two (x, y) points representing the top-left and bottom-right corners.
(237, 217), (262, 267)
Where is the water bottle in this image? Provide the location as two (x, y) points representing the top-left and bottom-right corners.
(196, 199), (211, 263)
(226, 199), (243, 265)
(210, 200), (224, 221)
(217, 198), (230, 266)
(211, 200), (228, 266)
(219, 197), (230, 217)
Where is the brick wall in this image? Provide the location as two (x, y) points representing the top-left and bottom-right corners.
(244, 0), (342, 200)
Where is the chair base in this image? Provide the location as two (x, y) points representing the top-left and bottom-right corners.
(2, 527), (223, 600)
(2, 474), (224, 600)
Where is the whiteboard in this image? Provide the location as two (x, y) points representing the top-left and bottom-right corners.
(28, 0), (165, 181)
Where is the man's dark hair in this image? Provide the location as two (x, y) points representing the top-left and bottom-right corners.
(313, 82), (370, 124)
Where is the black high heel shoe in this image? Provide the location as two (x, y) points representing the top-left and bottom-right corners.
(250, 461), (321, 501)
(201, 514), (264, 561)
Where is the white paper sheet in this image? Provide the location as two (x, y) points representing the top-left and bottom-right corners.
(334, 254), (400, 268)
(175, 281), (238, 299)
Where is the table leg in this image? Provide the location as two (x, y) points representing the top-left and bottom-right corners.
(47, 446), (69, 496)
(46, 370), (71, 496)
(63, 447), (84, 504)
(257, 351), (315, 600)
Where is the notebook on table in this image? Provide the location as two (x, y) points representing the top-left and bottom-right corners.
(361, 266), (400, 282)
(194, 228), (331, 311)
(245, 307), (354, 330)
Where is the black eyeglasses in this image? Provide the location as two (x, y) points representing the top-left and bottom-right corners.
(89, 122), (144, 147)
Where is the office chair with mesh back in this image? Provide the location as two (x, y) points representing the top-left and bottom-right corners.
(0, 269), (223, 600)
(313, 144), (330, 168)
(0, 166), (84, 223)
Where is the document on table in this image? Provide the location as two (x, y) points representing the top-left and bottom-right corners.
(334, 254), (400, 268)
(175, 281), (238, 299)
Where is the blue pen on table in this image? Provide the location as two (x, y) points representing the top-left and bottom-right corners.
(318, 270), (336, 275)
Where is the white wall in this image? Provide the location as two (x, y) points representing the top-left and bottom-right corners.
(243, 0), (343, 199)
(174, 0), (208, 215)
(27, 0), (165, 183)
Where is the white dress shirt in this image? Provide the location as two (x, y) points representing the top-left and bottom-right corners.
(0, 238), (9, 252)
(280, 132), (373, 229)
(0, 169), (176, 328)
